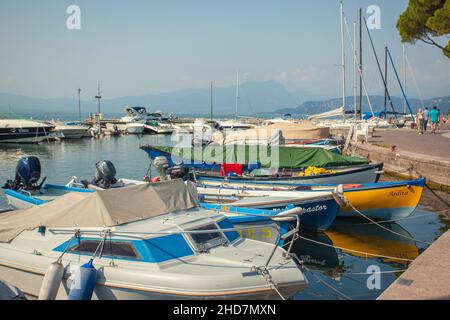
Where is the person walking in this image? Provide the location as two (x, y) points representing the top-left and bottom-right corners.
(416, 108), (424, 134)
(423, 107), (429, 132)
(429, 106), (440, 134)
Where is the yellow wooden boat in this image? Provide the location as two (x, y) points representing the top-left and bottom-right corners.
(338, 178), (425, 220)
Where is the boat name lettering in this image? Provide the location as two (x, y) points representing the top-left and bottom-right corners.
(301, 205), (328, 214)
(390, 191), (409, 196)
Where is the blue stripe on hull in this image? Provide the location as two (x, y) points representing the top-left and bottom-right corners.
(338, 206), (417, 220)
(202, 197), (339, 231)
(4, 189), (48, 206)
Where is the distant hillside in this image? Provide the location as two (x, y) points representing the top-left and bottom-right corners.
(0, 81), (304, 116)
(1, 83), (448, 118)
(271, 95), (450, 116)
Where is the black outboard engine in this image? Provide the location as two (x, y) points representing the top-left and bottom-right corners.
(168, 165), (190, 181)
(2, 156), (46, 191)
(90, 160), (118, 189)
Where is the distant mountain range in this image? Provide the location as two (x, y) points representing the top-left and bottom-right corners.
(271, 95), (450, 116)
(0, 81), (448, 118)
(0, 81), (316, 117)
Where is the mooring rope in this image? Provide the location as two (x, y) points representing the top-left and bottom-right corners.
(356, 213), (432, 225)
(252, 266), (286, 300)
(345, 269), (408, 275)
(346, 200), (432, 245)
(297, 234), (415, 262)
(292, 254), (352, 300)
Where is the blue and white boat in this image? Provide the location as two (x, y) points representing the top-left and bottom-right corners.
(197, 186), (340, 231)
(0, 180), (307, 300)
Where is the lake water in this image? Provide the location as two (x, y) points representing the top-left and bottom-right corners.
(0, 134), (446, 300)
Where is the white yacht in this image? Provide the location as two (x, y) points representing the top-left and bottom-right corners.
(109, 106), (176, 134)
(0, 119), (56, 143)
(217, 120), (255, 130)
(52, 122), (90, 139)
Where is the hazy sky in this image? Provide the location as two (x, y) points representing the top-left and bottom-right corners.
(0, 0), (449, 100)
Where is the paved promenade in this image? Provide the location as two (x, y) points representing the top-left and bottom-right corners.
(368, 124), (450, 160)
(378, 229), (450, 300)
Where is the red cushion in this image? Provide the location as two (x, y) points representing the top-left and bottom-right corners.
(220, 163), (243, 176)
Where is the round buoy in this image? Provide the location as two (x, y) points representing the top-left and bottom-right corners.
(67, 259), (98, 300)
(151, 176), (161, 183)
(38, 261), (65, 300)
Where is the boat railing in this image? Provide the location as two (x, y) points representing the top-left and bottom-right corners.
(48, 212), (301, 267)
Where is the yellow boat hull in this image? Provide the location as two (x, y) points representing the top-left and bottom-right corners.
(339, 179), (425, 220)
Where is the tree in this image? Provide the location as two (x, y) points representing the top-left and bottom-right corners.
(397, 0), (450, 58)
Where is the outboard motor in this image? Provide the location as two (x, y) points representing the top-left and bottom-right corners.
(90, 160), (118, 189)
(153, 156), (170, 181)
(2, 157), (46, 191)
(168, 165), (190, 181)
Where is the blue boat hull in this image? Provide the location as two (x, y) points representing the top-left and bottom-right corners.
(201, 196), (339, 232)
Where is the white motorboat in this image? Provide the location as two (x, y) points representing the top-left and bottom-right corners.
(0, 119), (55, 143)
(217, 120), (255, 130)
(105, 122), (145, 134)
(0, 180), (307, 300)
(53, 123), (90, 139)
(114, 106), (176, 134)
(143, 121), (176, 134)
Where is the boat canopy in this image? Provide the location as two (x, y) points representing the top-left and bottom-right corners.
(212, 122), (330, 145)
(0, 179), (199, 243)
(264, 122), (330, 140)
(216, 128), (284, 145)
(150, 145), (369, 169)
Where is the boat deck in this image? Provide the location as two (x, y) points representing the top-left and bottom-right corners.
(378, 229), (450, 300)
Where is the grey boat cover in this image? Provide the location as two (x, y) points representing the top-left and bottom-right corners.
(0, 179), (199, 243)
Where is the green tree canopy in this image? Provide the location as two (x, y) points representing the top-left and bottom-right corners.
(397, 0), (450, 58)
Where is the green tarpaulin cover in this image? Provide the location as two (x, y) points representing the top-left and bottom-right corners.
(150, 145), (369, 168)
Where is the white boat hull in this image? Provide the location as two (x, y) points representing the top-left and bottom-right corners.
(0, 263), (304, 300)
(55, 127), (89, 139)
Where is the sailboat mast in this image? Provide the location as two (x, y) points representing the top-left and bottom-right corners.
(95, 81), (102, 115)
(359, 8), (363, 119)
(403, 44), (407, 114)
(353, 21), (357, 121)
(340, 1), (346, 118)
(235, 70), (239, 119)
(384, 46), (388, 115)
(94, 81), (102, 135)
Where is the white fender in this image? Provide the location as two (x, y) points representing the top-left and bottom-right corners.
(38, 261), (65, 300)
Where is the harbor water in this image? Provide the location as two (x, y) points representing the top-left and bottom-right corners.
(0, 135), (446, 300)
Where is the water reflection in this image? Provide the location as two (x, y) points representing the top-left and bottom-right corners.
(288, 219), (419, 273)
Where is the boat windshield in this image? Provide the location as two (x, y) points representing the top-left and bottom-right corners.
(188, 223), (227, 252)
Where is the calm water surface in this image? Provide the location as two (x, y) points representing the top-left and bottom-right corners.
(0, 135), (446, 300)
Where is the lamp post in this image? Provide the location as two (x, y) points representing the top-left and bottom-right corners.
(77, 88), (81, 122)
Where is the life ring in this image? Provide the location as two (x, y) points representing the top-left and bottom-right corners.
(202, 127), (207, 133)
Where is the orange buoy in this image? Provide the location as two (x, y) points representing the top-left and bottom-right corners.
(151, 176), (161, 183)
